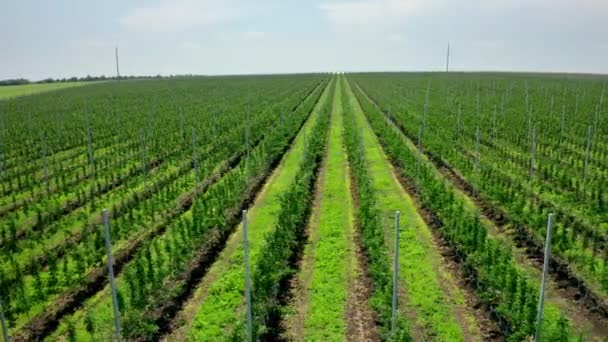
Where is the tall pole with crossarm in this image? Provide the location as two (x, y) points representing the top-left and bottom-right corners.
(115, 47), (120, 80)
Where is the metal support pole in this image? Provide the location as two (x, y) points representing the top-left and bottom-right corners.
(423, 80), (430, 133)
(527, 105), (533, 140)
(87, 126), (95, 176)
(474, 127), (480, 171)
(525, 81), (529, 112)
(391, 211), (401, 335)
(584, 126), (592, 182)
(0, 293), (9, 342)
(416, 125), (422, 176)
(139, 128), (147, 190)
(246, 107), (251, 180)
(179, 107), (185, 140)
(530, 125), (537, 180)
(243, 210), (253, 342)
(192, 127), (198, 189)
(476, 91), (480, 118)
(0, 138), (4, 191)
(601, 81), (606, 114)
(103, 209), (121, 340)
(41, 131), (49, 194)
(492, 105), (497, 142)
(456, 105), (461, 139)
(535, 213), (554, 342)
(560, 104), (566, 138)
(594, 104), (600, 133)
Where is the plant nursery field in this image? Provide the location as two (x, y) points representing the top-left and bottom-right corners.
(0, 72), (607, 341)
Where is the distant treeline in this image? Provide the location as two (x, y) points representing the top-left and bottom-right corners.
(0, 74), (202, 86)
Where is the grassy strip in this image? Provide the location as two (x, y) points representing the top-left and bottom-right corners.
(349, 77), (575, 341)
(183, 78), (333, 340)
(344, 79), (475, 340)
(298, 76), (353, 339)
(341, 80), (410, 341)
(0, 82), (94, 100)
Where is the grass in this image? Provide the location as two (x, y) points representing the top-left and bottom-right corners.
(184, 79), (333, 341)
(344, 79), (479, 341)
(294, 76), (354, 340)
(0, 82), (94, 100)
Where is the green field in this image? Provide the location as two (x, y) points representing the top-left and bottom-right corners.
(0, 82), (93, 100)
(0, 73), (607, 341)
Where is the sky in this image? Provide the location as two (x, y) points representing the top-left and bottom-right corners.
(1, 0), (607, 80)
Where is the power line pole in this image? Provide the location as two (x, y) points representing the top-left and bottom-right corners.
(445, 42), (450, 72)
(115, 46), (121, 80)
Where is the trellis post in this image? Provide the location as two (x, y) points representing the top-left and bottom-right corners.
(0, 292), (9, 342)
(391, 211), (401, 335)
(102, 209), (121, 340)
(243, 210), (253, 342)
(584, 126), (592, 182)
(535, 213), (554, 342)
(530, 125), (537, 180)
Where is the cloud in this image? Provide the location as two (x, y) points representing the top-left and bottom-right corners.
(121, 0), (241, 32)
(319, 0), (437, 32)
(180, 41), (203, 50)
(244, 31), (265, 39)
(386, 33), (406, 42)
(471, 41), (503, 49)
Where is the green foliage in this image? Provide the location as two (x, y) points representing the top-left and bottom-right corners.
(342, 81), (410, 340)
(348, 76), (576, 340)
(249, 80), (334, 339)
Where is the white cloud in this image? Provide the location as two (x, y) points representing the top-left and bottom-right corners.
(244, 31), (265, 39)
(471, 41), (503, 49)
(121, 0), (241, 32)
(319, 0), (438, 32)
(180, 41), (203, 50)
(386, 33), (406, 42)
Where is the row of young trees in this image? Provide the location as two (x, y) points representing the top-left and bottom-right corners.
(246, 80), (333, 339)
(350, 77), (573, 340)
(341, 81), (411, 341)
(56, 78), (329, 341)
(1, 75), (327, 338)
(352, 73), (608, 299)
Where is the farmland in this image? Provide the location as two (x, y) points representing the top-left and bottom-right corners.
(0, 82), (93, 100)
(0, 72), (607, 341)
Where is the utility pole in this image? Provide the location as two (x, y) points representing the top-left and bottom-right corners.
(115, 47), (120, 80)
(445, 42), (450, 73)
